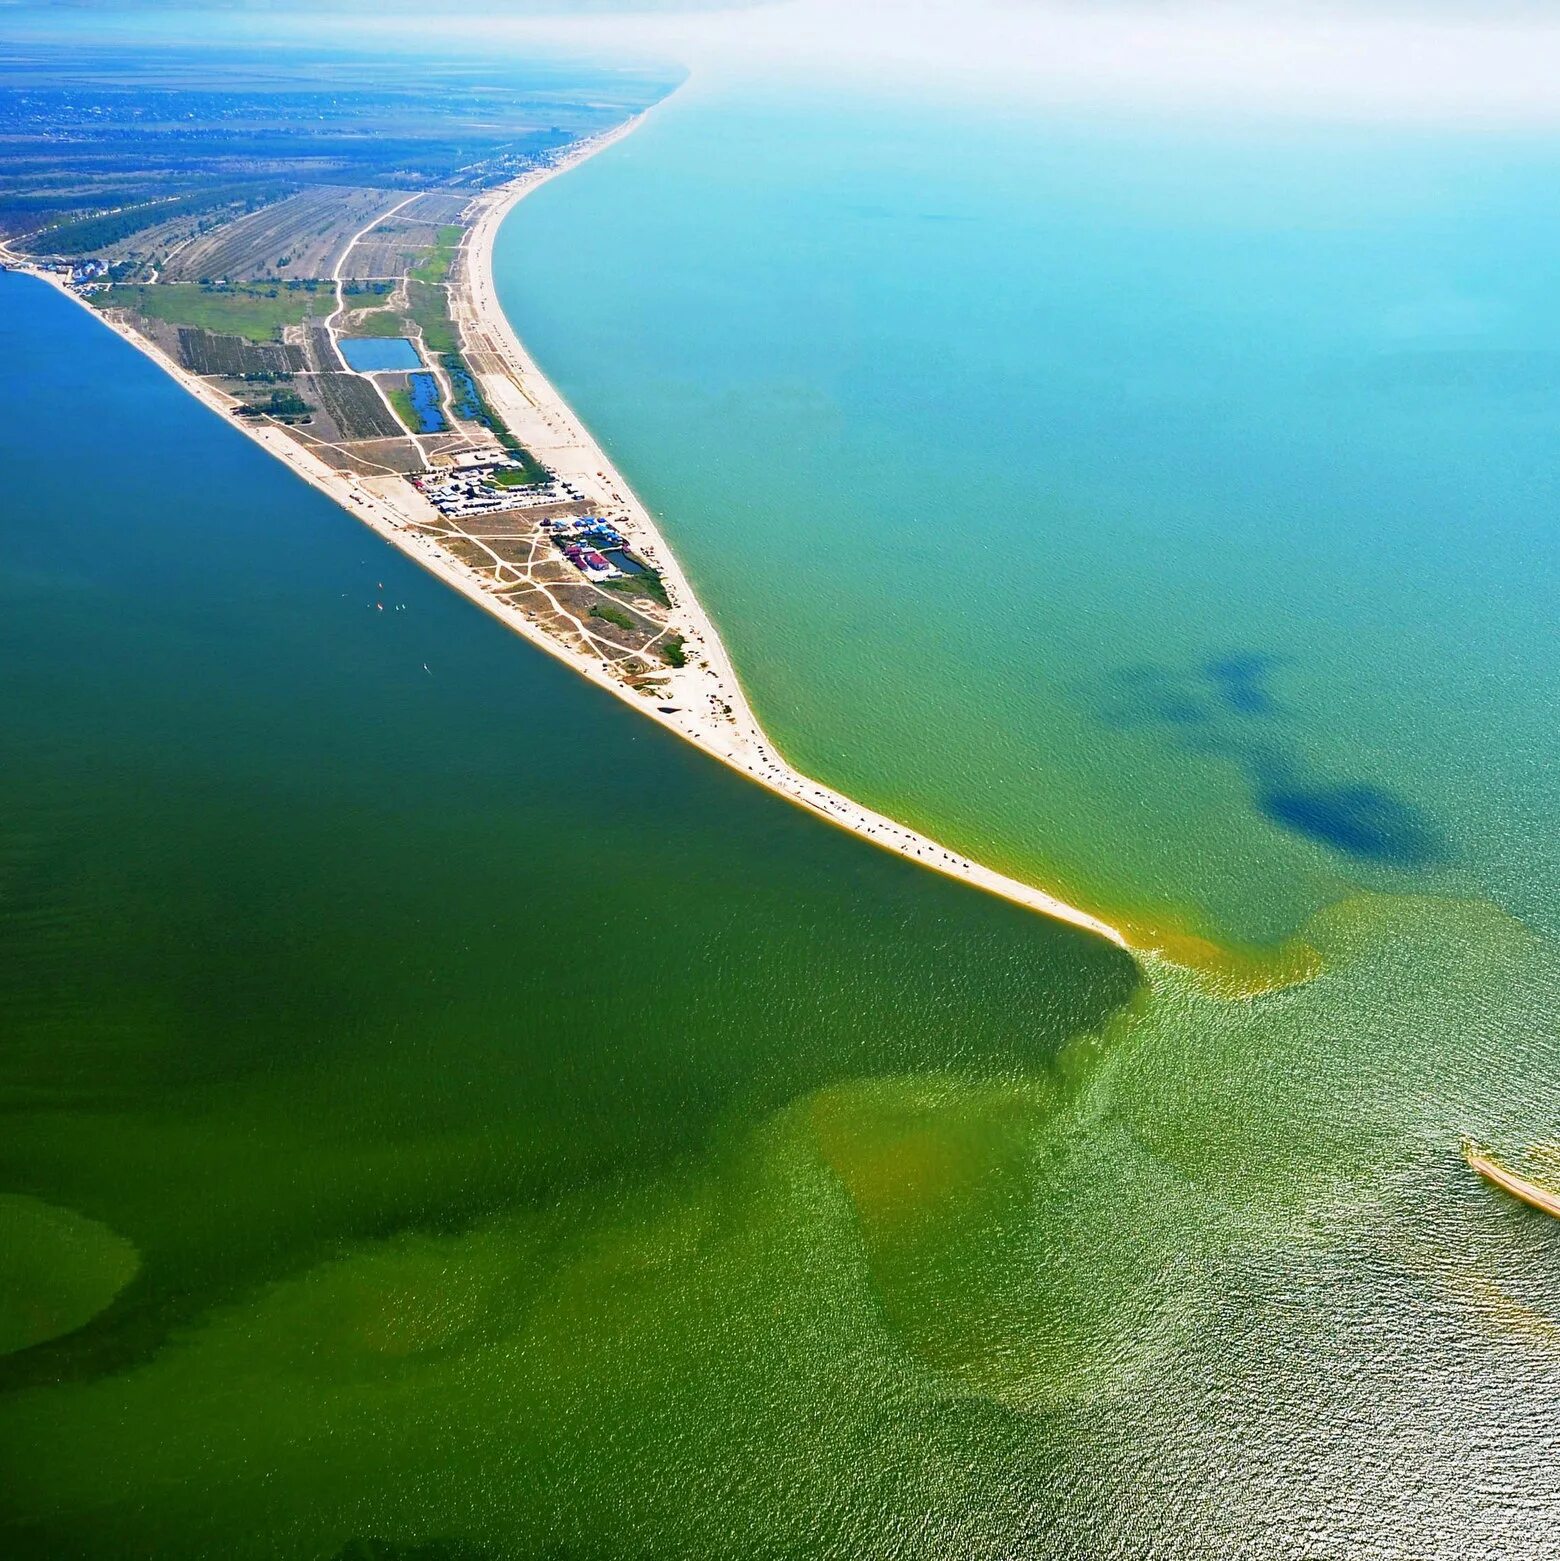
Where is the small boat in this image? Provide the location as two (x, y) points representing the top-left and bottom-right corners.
(1462, 1138), (1560, 1221)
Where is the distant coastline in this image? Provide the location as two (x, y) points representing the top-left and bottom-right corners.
(2, 105), (1137, 958)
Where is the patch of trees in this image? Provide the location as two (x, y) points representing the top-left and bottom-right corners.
(31, 182), (297, 256)
(235, 388), (313, 422)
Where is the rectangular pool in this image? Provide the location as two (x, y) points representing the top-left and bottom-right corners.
(339, 336), (422, 372)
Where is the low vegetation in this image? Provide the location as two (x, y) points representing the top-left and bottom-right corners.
(306, 372), (405, 441)
(97, 280), (333, 342)
(590, 603), (635, 630)
(27, 182), (293, 256)
(234, 388), (312, 423)
(410, 225), (462, 286)
(351, 309), (410, 338)
(386, 386), (419, 432)
(177, 327), (303, 378)
(487, 466), (544, 488)
(602, 569), (669, 608)
(658, 633), (688, 668)
(407, 280), (458, 355)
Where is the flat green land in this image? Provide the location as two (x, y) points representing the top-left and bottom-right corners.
(350, 308), (410, 338)
(385, 386), (418, 432)
(96, 281), (334, 342)
(410, 224), (462, 287)
(408, 279), (458, 355)
(490, 466), (547, 488)
(603, 569), (669, 608)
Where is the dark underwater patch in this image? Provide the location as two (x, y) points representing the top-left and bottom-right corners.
(1085, 655), (1448, 870)
(1205, 652), (1283, 717)
(1257, 781), (1444, 866)
(1097, 665), (1210, 728)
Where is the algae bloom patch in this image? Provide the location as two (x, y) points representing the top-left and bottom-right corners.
(0, 1194), (140, 1355)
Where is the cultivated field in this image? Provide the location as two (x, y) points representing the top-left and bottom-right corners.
(302, 325), (345, 373)
(177, 328), (304, 378)
(340, 220), (441, 281)
(400, 193), (471, 225)
(160, 187), (413, 283)
(300, 372), (405, 441)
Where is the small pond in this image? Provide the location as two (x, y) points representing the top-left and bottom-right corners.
(405, 371), (449, 434)
(339, 336), (422, 372)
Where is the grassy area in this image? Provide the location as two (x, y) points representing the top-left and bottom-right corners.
(407, 279), (458, 355)
(95, 280), (333, 343)
(351, 309), (409, 337)
(489, 465), (547, 488)
(386, 386), (418, 432)
(658, 633), (688, 668)
(589, 603), (635, 630)
(409, 224), (462, 287)
(602, 569), (669, 608)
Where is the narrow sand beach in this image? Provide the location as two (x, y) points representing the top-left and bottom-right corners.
(1463, 1143), (1560, 1221)
(4, 113), (1133, 955)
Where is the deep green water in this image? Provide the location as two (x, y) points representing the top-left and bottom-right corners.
(0, 274), (1140, 1553)
(3, 81), (1560, 1561)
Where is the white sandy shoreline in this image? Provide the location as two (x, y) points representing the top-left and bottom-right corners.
(4, 110), (1136, 957)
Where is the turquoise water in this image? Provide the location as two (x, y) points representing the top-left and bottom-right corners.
(339, 335), (421, 372)
(496, 86), (1560, 949)
(483, 80), (1560, 1551)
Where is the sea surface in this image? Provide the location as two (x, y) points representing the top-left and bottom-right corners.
(2, 76), (1560, 1561)
(494, 82), (1560, 1551)
(497, 84), (1560, 952)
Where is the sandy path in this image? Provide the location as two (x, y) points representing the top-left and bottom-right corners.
(3, 116), (1136, 957)
(452, 113), (1133, 952)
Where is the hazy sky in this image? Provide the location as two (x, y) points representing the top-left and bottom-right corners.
(10, 2), (1560, 125)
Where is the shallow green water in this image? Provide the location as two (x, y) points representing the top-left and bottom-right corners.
(0, 274), (1138, 1553)
(494, 81), (1560, 1553)
(5, 80), (1560, 1561)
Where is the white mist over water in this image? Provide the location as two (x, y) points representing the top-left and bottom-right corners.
(21, 2), (1560, 126)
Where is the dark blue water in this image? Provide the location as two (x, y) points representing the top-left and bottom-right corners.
(407, 368), (447, 432)
(338, 335), (420, 372)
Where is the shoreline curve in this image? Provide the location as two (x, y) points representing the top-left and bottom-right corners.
(4, 104), (1140, 959)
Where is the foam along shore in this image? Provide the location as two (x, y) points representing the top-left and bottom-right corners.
(4, 112), (1132, 957)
